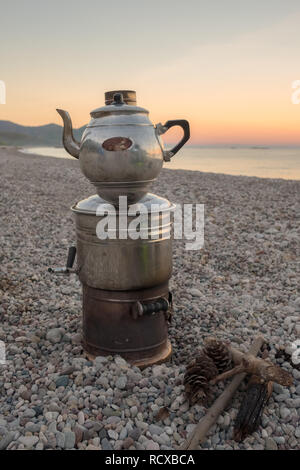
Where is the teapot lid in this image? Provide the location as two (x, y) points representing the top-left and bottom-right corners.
(105, 90), (137, 106)
(90, 90), (148, 118)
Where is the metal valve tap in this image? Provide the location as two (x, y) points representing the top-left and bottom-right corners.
(48, 246), (77, 274)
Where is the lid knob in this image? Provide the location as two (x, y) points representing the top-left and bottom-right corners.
(105, 90), (137, 106)
(112, 93), (124, 105)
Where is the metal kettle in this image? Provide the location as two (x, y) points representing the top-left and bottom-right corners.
(57, 90), (190, 205)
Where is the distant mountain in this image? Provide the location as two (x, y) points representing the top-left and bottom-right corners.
(0, 120), (86, 147)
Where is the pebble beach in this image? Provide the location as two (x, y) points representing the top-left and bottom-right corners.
(0, 146), (299, 451)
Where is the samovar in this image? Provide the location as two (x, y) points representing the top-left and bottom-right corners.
(51, 90), (190, 367)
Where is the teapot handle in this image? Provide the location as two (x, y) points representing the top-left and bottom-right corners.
(156, 120), (190, 162)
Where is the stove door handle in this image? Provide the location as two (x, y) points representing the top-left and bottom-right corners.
(131, 298), (169, 320)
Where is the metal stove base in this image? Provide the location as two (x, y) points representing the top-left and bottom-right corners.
(85, 339), (172, 369)
(82, 282), (172, 367)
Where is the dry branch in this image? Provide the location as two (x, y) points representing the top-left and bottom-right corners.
(210, 345), (293, 387)
(180, 336), (265, 450)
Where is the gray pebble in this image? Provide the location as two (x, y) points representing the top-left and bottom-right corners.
(46, 328), (63, 344)
(280, 407), (290, 420)
(265, 438), (278, 450)
(55, 375), (69, 388)
(0, 432), (15, 450)
(64, 431), (75, 449)
(115, 376), (127, 390)
(148, 424), (164, 436)
(56, 431), (65, 448)
(101, 438), (113, 450)
(18, 436), (39, 448)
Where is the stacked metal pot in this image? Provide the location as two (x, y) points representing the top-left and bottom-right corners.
(52, 90), (190, 367)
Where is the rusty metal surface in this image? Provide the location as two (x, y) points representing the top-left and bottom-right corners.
(82, 282), (172, 363)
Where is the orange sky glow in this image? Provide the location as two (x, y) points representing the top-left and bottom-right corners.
(1, 1), (300, 146)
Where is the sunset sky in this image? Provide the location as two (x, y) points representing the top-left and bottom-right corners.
(1, 0), (300, 145)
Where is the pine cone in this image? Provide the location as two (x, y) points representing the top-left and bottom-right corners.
(184, 352), (218, 405)
(203, 338), (233, 373)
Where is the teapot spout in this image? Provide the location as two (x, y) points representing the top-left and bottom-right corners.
(56, 109), (80, 159)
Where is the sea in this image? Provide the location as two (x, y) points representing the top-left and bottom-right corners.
(21, 146), (300, 180)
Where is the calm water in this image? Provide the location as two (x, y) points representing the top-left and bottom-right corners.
(22, 146), (300, 180)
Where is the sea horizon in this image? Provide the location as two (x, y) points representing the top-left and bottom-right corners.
(20, 145), (300, 181)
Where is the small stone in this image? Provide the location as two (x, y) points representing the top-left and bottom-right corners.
(186, 424), (196, 435)
(94, 356), (108, 370)
(46, 328), (63, 344)
(293, 369), (300, 380)
(122, 437), (134, 449)
(130, 406), (138, 418)
(145, 440), (160, 450)
(273, 436), (285, 445)
(71, 333), (82, 345)
(25, 422), (40, 433)
(119, 428), (127, 440)
(280, 407), (290, 420)
(18, 436), (39, 448)
(274, 393), (289, 402)
(46, 432), (57, 449)
(49, 403), (61, 414)
(101, 438), (113, 450)
(45, 412), (59, 421)
(265, 438), (278, 450)
(55, 375), (69, 388)
(129, 427), (141, 441)
(149, 424), (164, 436)
(108, 429), (118, 440)
(114, 356), (128, 367)
(74, 425), (84, 445)
(217, 416), (224, 426)
(64, 431), (75, 449)
(179, 401), (189, 413)
(86, 444), (100, 450)
(223, 415), (230, 427)
(189, 288), (202, 297)
(77, 411), (85, 425)
(20, 390), (31, 401)
(56, 431), (65, 448)
(152, 365), (164, 377)
(23, 409), (36, 418)
(60, 365), (76, 375)
(115, 376), (127, 390)
(98, 428), (108, 440)
(0, 432), (15, 450)
(102, 407), (120, 417)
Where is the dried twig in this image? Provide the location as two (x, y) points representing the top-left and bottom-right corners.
(210, 346), (293, 387)
(210, 364), (245, 385)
